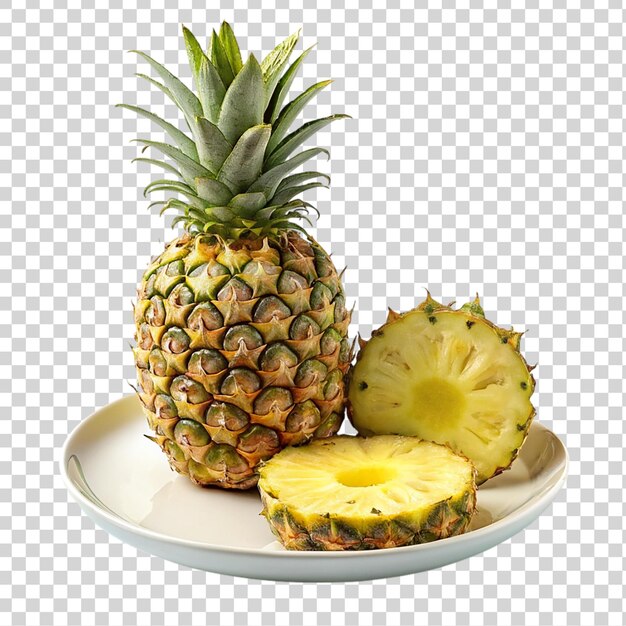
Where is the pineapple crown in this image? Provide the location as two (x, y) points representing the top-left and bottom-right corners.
(118, 22), (349, 239)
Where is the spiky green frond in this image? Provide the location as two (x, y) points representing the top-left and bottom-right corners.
(121, 22), (348, 239)
(265, 46), (314, 124)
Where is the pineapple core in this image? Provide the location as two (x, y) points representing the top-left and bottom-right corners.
(412, 378), (466, 426)
(336, 465), (398, 488)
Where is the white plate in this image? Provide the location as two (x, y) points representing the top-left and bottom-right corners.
(61, 395), (567, 582)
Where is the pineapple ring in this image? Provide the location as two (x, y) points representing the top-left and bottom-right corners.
(348, 296), (535, 483)
(258, 435), (477, 551)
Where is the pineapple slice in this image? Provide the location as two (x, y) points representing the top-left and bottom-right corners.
(348, 295), (535, 484)
(258, 435), (476, 550)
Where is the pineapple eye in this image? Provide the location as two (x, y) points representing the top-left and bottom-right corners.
(169, 283), (195, 306)
(289, 315), (321, 340)
(237, 425), (280, 455)
(253, 296), (291, 322)
(154, 394), (178, 418)
(314, 249), (334, 278)
(163, 440), (185, 463)
(339, 338), (353, 363)
(174, 419), (210, 447)
(203, 445), (249, 477)
(323, 370), (343, 400)
(220, 368), (261, 395)
(333, 294), (348, 322)
(294, 359), (328, 388)
(145, 296), (166, 326)
(170, 375), (211, 404)
(166, 260), (185, 276)
(138, 368), (154, 394)
(242, 259), (281, 276)
(205, 402), (249, 430)
(285, 400), (321, 433)
(187, 302), (224, 332)
(136, 322), (154, 350)
(223, 325), (264, 351)
(310, 282), (333, 310)
(259, 343), (299, 371)
(217, 277), (253, 301)
(148, 348), (168, 376)
(277, 270), (309, 294)
(253, 387), (293, 415)
(188, 349), (228, 375)
(320, 328), (342, 355)
(140, 273), (157, 299)
(207, 260), (230, 277)
(161, 327), (191, 354)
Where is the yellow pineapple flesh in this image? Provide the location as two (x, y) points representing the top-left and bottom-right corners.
(258, 435), (477, 550)
(348, 295), (535, 483)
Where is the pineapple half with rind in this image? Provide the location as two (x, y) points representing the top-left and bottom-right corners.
(258, 435), (477, 550)
(347, 294), (535, 484)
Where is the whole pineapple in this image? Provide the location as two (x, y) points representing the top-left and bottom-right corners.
(123, 23), (352, 489)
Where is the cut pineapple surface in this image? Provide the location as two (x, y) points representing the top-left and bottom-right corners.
(348, 296), (535, 484)
(258, 435), (476, 550)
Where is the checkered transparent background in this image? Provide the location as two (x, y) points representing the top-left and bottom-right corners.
(2, 0), (624, 624)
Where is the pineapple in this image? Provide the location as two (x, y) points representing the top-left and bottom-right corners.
(258, 435), (477, 550)
(347, 294), (535, 484)
(122, 23), (352, 489)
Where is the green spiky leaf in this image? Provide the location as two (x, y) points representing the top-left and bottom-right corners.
(134, 139), (212, 185)
(160, 197), (195, 216)
(261, 29), (300, 108)
(274, 170), (330, 194)
(117, 104), (198, 159)
(131, 158), (182, 178)
(227, 192), (268, 214)
(193, 116), (232, 174)
(266, 80), (332, 154)
(195, 177), (234, 206)
(265, 114), (349, 170)
(131, 51), (203, 122)
(135, 73), (174, 101)
(271, 182), (327, 205)
(125, 24), (347, 237)
(217, 53), (265, 145)
(219, 21), (243, 74)
(143, 178), (195, 197)
(265, 46), (313, 124)
(144, 181), (207, 209)
(182, 26), (206, 81)
(248, 147), (329, 198)
(256, 200), (313, 222)
(209, 30), (235, 88)
(205, 205), (236, 222)
(196, 56), (226, 124)
(217, 124), (271, 195)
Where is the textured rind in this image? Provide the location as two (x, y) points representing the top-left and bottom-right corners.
(133, 231), (352, 489)
(346, 293), (536, 484)
(257, 436), (478, 551)
(259, 490), (477, 551)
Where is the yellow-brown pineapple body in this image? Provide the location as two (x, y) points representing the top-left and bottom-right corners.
(133, 231), (352, 489)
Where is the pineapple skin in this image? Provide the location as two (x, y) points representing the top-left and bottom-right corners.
(347, 294), (536, 484)
(258, 436), (477, 551)
(259, 489), (476, 551)
(133, 231), (352, 489)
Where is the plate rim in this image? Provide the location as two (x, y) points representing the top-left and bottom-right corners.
(61, 394), (569, 559)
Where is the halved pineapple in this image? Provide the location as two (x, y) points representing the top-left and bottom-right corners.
(257, 435), (476, 550)
(347, 295), (535, 484)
